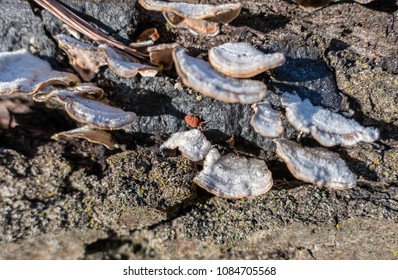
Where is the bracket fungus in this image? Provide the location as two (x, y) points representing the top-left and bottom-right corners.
(56, 35), (158, 80)
(52, 125), (116, 150)
(172, 47), (267, 104)
(274, 139), (357, 189)
(353, 0), (377, 3)
(282, 93), (379, 147)
(55, 34), (107, 82)
(250, 101), (284, 138)
(147, 43), (180, 68)
(129, 28), (160, 50)
(193, 148), (273, 198)
(292, 0), (333, 10)
(33, 83), (104, 102)
(139, 0), (241, 36)
(163, 11), (220, 36)
(209, 43), (286, 78)
(98, 45), (158, 78)
(160, 129), (211, 162)
(0, 49), (80, 95)
(293, 0), (377, 11)
(138, 0), (241, 22)
(136, 28), (160, 43)
(38, 88), (136, 130)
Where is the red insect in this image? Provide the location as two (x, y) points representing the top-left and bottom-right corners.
(184, 115), (207, 129)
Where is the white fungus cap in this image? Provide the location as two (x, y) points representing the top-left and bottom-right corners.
(209, 43), (285, 78)
(193, 148), (273, 198)
(0, 49), (80, 95)
(282, 92), (379, 147)
(250, 101), (284, 138)
(172, 47), (267, 104)
(160, 129), (212, 162)
(138, 0), (242, 23)
(274, 138), (357, 190)
(39, 88), (136, 130)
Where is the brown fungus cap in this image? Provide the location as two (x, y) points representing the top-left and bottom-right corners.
(129, 28), (160, 50)
(193, 148), (273, 198)
(55, 34), (107, 82)
(163, 11), (220, 36)
(147, 43), (180, 67)
(98, 45), (158, 78)
(0, 49), (80, 95)
(52, 125), (117, 150)
(274, 139), (357, 190)
(209, 43), (285, 78)
(136, 28), (160, 42)
(172, 47), (267, 104)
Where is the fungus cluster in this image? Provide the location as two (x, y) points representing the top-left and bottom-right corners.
(1, 0), (382, 198)
(159, 38), (378, 195)
(172, 46), (270, 104)
(56, 34), (158, 81)
(160, 130), (273, 198)
(174, 42), (285, 103)
(247, 91), (378, 189)
(0, 48), (139, 149)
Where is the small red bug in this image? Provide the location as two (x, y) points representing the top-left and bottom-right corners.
(184, 115), (207, 129)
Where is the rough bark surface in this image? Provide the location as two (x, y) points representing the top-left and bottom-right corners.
(0, 0), (397, 259)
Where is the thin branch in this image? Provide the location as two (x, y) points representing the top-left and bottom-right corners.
(32, 0), (145, 61)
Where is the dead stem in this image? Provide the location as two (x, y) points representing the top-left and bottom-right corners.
(32, 0), (145, 61)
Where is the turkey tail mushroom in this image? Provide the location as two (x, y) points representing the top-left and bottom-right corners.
(172, 47), (267, 104)
(274, 139), (357, 190)
(0, 49), (80, 95)
(193, 148), (273, 198)
(209, 43), (285, 78)
(282, 92), (379, 147)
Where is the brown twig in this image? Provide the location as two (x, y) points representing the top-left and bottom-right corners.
(32, 0), (145, 61)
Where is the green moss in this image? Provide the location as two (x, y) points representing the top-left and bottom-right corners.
(105, 148), (198, 216)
